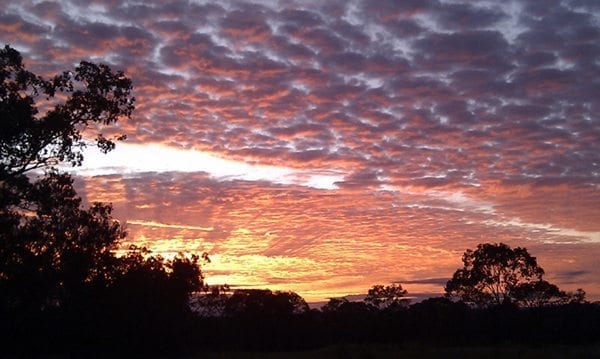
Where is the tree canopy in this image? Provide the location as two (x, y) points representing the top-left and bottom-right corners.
(0, 44), (133, 178)
(0, 46), (204, 355)
(444, 242), (583, 307)
(0, 45), (136, 314)
(364, 283), (410, 310)
(223, 289), (309, 318)
(444, 243), (544, 306)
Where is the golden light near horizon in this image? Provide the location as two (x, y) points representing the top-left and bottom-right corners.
(83, 156), (600, 302)
(70, 139), (600, 301)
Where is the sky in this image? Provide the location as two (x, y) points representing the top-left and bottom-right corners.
(2, 0), (599, 302)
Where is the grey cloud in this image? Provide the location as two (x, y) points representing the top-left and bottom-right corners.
(414, 30), (510, 68)
(396, 278), (449, 286)
(331, 19), (371, 45)
(152, 20), (192, 38)
(268, 123), (331, 139)
(54, 20), (119, 49)
(433, 2), (506, 30)
(386, 19), (425, 37)
(220, 9), (272, 41)
(335, 169), (384, 189)
(269, 35), (314, 60)
(290, 27), (347, 54)
(279, 8), (323, 27)
(568, 0), (600, 10)
(29, 1), (63, 21)
(358, 0), (437, 20)
(0, 12), (50, 42)
(322, 52), (366, 73)
(515, 51), (557, 69)
(556, 270), (590, 280)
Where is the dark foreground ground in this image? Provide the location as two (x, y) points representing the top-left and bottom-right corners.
(201, 344), (600, 359)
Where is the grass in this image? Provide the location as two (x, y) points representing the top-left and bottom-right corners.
(200, 343), (600, 359)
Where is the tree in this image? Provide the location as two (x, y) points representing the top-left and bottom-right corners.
(0, 45), (134, 314)
(0, 173), (126, 313)
(512, 280), (568, 307)
(0, 45), (133, 179)
(569, 288), (587, 304)
(513, 281), (587, 307)
(103, 248), (206, 322)
(321, 297), (372, 316)
(192, 284), (231, 317)
(408, 297), (469, 343)
(223, 289), (309, 319)
(73, 247), (207, 354)
(0, 46), (205, 355)
(364, 283), (410, 310)
(445, 243), (545, 306)
(321, 297), (351, 314)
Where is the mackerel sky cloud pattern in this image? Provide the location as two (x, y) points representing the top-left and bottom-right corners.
(2, 0), (599, 301)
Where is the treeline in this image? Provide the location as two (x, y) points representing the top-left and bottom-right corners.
(1, 46), (598, 356)
(3, 283), (599, 356)
(3, 285), (599, 356)
(183, 261), (598, 352)
(189, 293), (600, 352)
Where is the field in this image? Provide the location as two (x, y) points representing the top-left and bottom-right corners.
(202, 344), (600, 359)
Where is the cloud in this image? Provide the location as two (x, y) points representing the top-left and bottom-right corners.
(3, 0), (599, 301)
(127, 220), (214, 232)
(556, 270), (590, 280)
(395, 278), (450, 286)
(73, 170), (600, 300)
(433, 2), (507, 30)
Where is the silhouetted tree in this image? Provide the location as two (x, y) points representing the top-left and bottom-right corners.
(319, 297), (345, 313)
(364, 283), (410, 310)
(408, 297), (470, 343)
(224, 289), (309, 319)
(513, 280), (569, 307)
(192, 284), (231, 317)
(445, 243), (549, 307)
(0, 173), (126, 314)
(0, 44), (134, 316)
(0, 45), (133, 178)
(0, 46), (206, 355)
(320, 297), (374, 318)
(111, 248), (207, 316)
(570, 288), (587, 304)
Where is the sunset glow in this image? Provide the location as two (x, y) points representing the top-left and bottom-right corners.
(72, 142), (344, 189)
(3, 0), (599, 302)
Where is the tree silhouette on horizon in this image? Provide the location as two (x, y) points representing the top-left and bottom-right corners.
(0, 45), (205, 356)
(444, 242), (584, 307)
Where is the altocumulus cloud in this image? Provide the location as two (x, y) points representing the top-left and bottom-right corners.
(3, 0), (599, 301)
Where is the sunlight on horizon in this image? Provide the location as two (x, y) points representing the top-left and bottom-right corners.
(69, 142), (345, 190)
